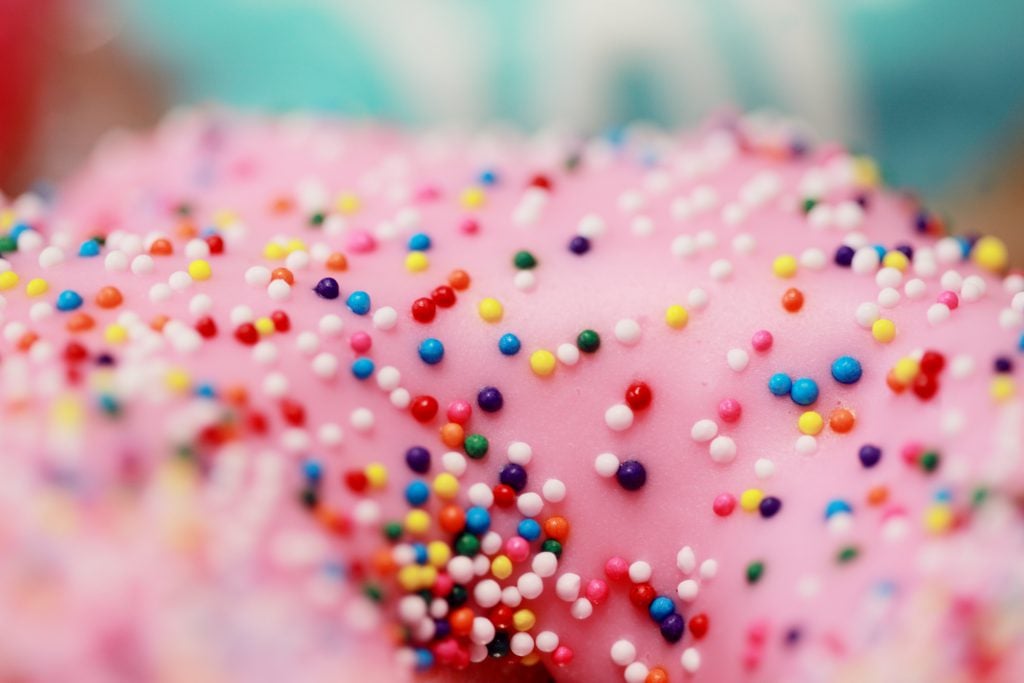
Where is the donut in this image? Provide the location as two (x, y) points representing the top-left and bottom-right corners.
(1, 109), (1023, 682)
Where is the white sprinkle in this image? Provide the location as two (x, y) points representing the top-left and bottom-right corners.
(691, 185), (718, 211)
(670, 234), (697, 258)
(532, 552), (558, 577)
(614, 318), (641, 345)
(38, 246), (64, 269)
(631, 215), (654, 236)
(935, 237), (962, 264)
(680, 647), (701, 673)
(732, 233), (756, 254)
(510, 632), (534, 657)
(610, 639), (637, 666)
(709, 258), (733, 281)
(878, 287), (901, 308)
(262, 372), (289, 398)
(318, 314), (344, 337)
(441, 451), (467, 477)
(699, 558), (718, 579)
(481, 531), (503, 556)
(130, 254), (154, 275)
(726, 348), (750, 372)
(941, 269), (964, 291)
(389, 388), (411, 409)
(807, 203), (833, 229)
(373, 306), (398, 330)
(467, 483), (494, 508)
(570, 597), (593, 620)
(296, 331), (319, 355)
(245, 266), (271, 287)
(577, 214), (606, 238)
(594, 452), (620, 478)
(535, 631), (559, 653)
(376, 365), (401, 391)
(318, 423), (343, 446)
(168, 271), (192, 291)
(514, 270), (537, 292)
(876, 267), (903, 289)
(28, 302), (53, 322)
(795, 435), (818, 455)
(507, 441), (533, 465)
(542, 479), (566, 503)
(556, 343), (580, 366)
(676, 579), (699, 602)
(184, 239), (210, 259)
(474, 580), (502, 609)
(311, 352), (339, 378)
(104, 250), (128, 272)
(188, 294), (213, 316)
(800, 247), (826, 270)
(517, 492), (544, 518)
(904, 278), (927, 299)
(709, 435), (737, 463)
(624, 662), (649, 683)
(927, 303), (951, 326)
(999, 307), (1024, 329)
(834, 200), (864, 229)
(1005, 273), (1024, 295)
(149, 283), (172, 302)
(960, 275), (986, 302)
(267, 279), (291, 301)
(851, 247), (880, 274)
(350, 408), (374, 432)
(1013, 291), (1024, 313)
(695, 230), (717, 251)
(721, 203), (746, 225)
(951, 354), (975, 379)
(252, 341), (278, 365)
(517, 573), (544, 600)
(676, 546), (696, 574)
(556, 573), (581, 602)
(618, 190), (645, 213)
(690, 419), (718, 443)
(285, 250), (310, 271)
(687, 288), (709, 310)
(628, 561), (652, 583)
(754, 458), (776, 480)
(605, 403), (634, 431)
(230, 305), (254, 325)
(855, 302), (880, 328)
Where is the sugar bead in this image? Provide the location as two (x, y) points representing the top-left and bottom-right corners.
(314, 277), (339, 299)
(498, 333), (521, 355)
(616, 460), (647, 491)
(477, 386), (503, 413)
(346, 290), (371, 315)
(418, 338), (445, 365)
(768, 373), (793, 396)
(790, 378), (819, 406)
(831, 356), (863, 384)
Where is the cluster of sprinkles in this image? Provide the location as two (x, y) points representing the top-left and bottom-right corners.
(0, 110), (1022, 683)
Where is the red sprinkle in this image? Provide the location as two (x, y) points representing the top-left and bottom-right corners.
(411, 297), (437, 323)
(624, 381), (653, 411)
(410, 395), (439, 423)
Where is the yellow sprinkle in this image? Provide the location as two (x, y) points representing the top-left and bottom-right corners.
(427, 541), (451, 568)
(104, 323), (128, 345)
(521, 654), (541, 667)
(254, 317), (275, 336)
(213, 210), (237, 228)
(0, 271), (19, 290)
(740, 489), (764, 512)
(798, 411), (824, 435)
(285, 238), (307, 254)
(871, 318), (896, 343)
(263, 242), (287, 260)
(491, 555), (513, 580)
(665, 304), (689, 329)
(512, 609), (537, 632)
(0, 210), (13, 230)
(417, 565), (438, 588)
(336, 191), (361, 215)
(892, 357), (920, 384)
(50, 394), (84, 430)
(460, 186), (486, 209)
(991, 376), (1016, 403)
(924, 504), (953, 534)
(164, 368), (191, 393)
(365, 463), (388, 489)
(404, 509), (431, 536)
(852, 156), (880, 187)
(405, 251), (429, 273)
(478, 297), (504, 323)
(881, 250), (909, 272)
(433, 473), (459, 500)
(397, 565), (420, 591)
(972, 235), (1009, 274)
(187, 259), (212, 281)
(529, 349), (557, 377)
(772, 254), (798, 279)
(25, 278), (49, 296)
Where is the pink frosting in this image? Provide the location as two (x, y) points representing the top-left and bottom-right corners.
(1, 109), (1022, 682)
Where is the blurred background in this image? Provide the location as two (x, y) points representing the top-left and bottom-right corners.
(2, 0), (1022, 253)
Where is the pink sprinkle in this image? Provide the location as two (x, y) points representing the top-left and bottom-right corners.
(713, 493), (736, 517)
(415, 185), (441, 202)
(552, 646), (574, 666)
(937, 290), (959, 310)
(901, 441), (924, 465)
(505, 536), (530, 563)
(718, 398), (742, 423)
(460, 218), (480, 235)
(434, 638), (460, 662)
(751, 329), (773, 352)
(604, 556), (629, 581)
(349, 331), (372, 353)
(432, 573), (454, 597)
(447, 400), (472, 424)
(747, 620), (769, 645)
(346, 230), (377, 253)
(584, 579), (609, 604)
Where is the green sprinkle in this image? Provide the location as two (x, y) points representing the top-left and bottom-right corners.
(513, 250), (538, 270)
(746, 560), (765, 584)
(455, 533), (481, 556)
(447, 584), (468, 607)
(541, 539), (563, 558)
(464, 434), (489, 459)
(837, 545), (860, 564)
(363, 583), (383, 603)
(383, 521), (403, 541)
(310, 212), (326, 227)
(801, 198), (818, 214)
(972, 487), (989, 507)
(920, 451), (940, 473)
(0, 235), (17, 253)
(577, 329), (601, 353)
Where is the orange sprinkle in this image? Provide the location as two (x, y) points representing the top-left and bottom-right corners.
(326, 252), (348, 271)
(438, 504), (466, 534)
(150, 315), (169, 332)
(371, 548), (396, 575)
(781, 287), (804, 313)
(886, 371), (907, 394)
(542, 516), (570, 542)
(448, 269), (471, 291)
(66, 312), (95, 332)
(176, 220), (198, 239)
(271, 267), (295, 285)
(315, 508), (350, 536)
(867, 485), (889, 506)
(95, 286), (123, 309)
(449, 607), (474, 636)
(271, 196), (294, 214)
(440, 422), (465, 448)
(829, 408), (856, 433)
(225, 385), (249, 406)
(645, 667), (669, 683)
(17, 331), (38, 351)
(149, 238), (173, 256)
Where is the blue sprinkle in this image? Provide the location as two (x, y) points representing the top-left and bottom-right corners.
(955, 235), (972, 259)
(405, 480), (430, 507)
(1018, 332), (1023, 351)
(412, 543), (428, 565)
(498, 333), (521, 356)
(407, 233), (431, 251)
(78, 239), (101, 257)
(10, 223), (31, 240)
(872, 244), (886, 261)
(831, 356), (863, 384)
(465, 507), (491, 535)
(98, 394), (120, 415)
(517, 518), (541, 541)
(478, 169), (498, 186)
(934, 488), (954, 503)
(768, 373), (793, 397)
(418, 338), (445, 365)
(195, 383), (217, 398)
(351, 357), (375, 379)
(790, 378), (819, 406)
(302, 459), (323, 483)
(56, 290), (84, 311)
(825, 499), (853, 519)
(649, 596), (675, 622)
(414, 648), (434, 671)
(346, 290), (371, 315)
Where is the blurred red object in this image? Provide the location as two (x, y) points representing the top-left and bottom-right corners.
(0, 0), (56, 192)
